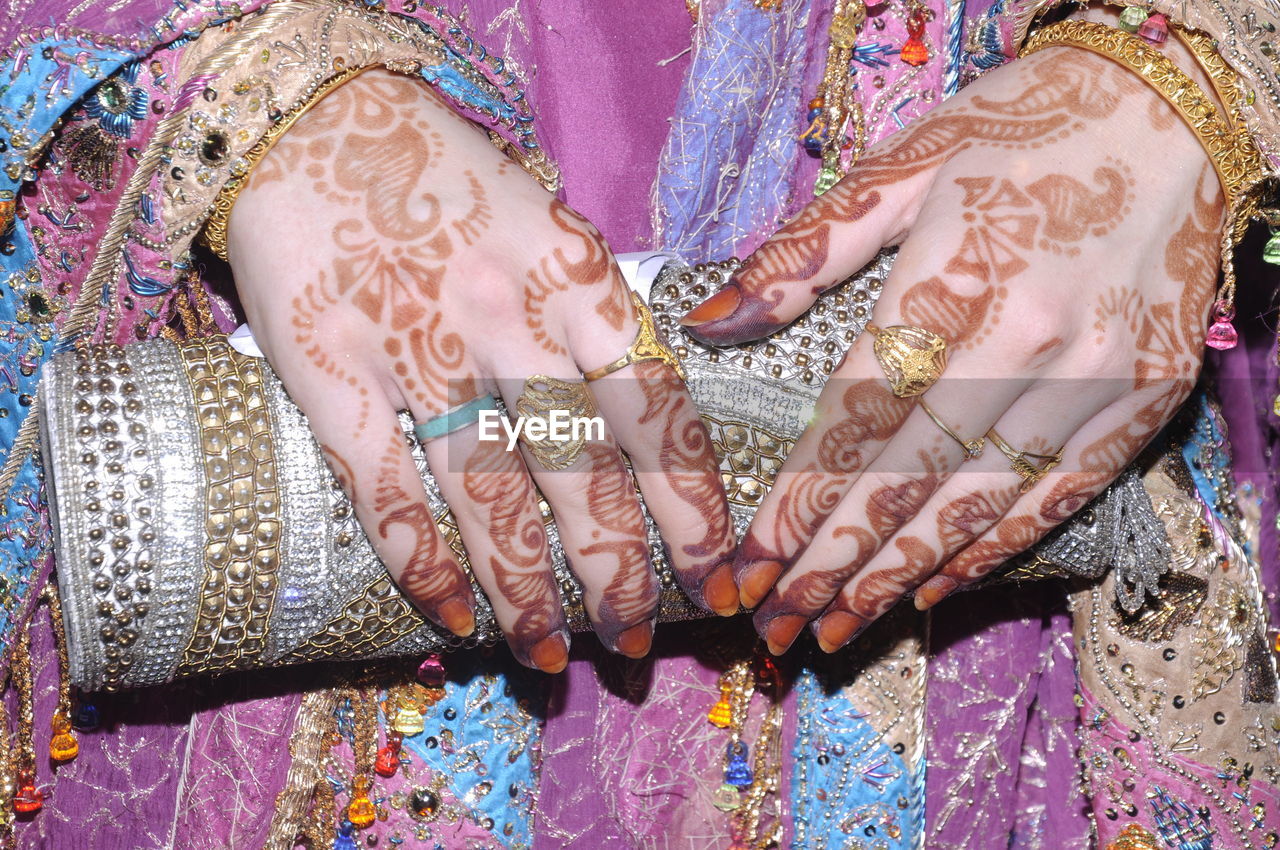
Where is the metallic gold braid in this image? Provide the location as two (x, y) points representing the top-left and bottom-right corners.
(0, 689), (12, 850)
(175, 337), (281, 677)
(264, 684), (344, 850)
(42, 586), (72, 719)
(11, 630), (34, 790)
(201, 65), (371, 262)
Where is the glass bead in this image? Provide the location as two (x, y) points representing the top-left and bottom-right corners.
(409, 787), (440, 820)
(375, 744), (401, 778)
(73, 702), (101, 731)
(1118, 6), (1149, 32)
(900, 13), (929, 66)
(1206, 301), (1239, 350)
(1263, 232), (1280, 265)
(335, 822), (358, 850)
(14, 784), (43, 813)
(815, 166), (840, 194)
(392, 705), (426, 736)
(50, 714), (79, 761)
(416, 654), (446, 688)
(347, 790), (377, 829)
(707, 687), (733, 728)
(1138, 13), (1169, 44)
(724, 741), (753, 788)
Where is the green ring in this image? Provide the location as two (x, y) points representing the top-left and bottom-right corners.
(413, 394), (500, 442)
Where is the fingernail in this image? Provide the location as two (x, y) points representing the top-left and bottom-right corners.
(815, 611), (865, 653)
(915, 576), (958, 611)
(436, 596), (476, 637)
(680, 285), (741, 327)
(614, 620), (655, 658)
(529, 632), (569, 674)
(764, 614), (807, 656)
(739, 561), (784, 610)
(702, 562), (740, 617)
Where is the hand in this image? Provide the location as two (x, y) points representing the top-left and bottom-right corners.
(226, 71), (737, 672)
(680, 44), (1222, 654)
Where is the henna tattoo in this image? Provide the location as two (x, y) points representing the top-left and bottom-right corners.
(864, 452), (941, 540)
(452, 169), (492, 246)
(935, 487), (1009, 553)
(848, 536), (935, 619)
(462, 440), (563, 666)
(577, 443), (658, 649)
(634, 361), (733, 602)
(521, 201), (625, 355)
(359, 433), (474, 633)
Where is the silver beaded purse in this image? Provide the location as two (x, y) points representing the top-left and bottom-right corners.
(39, 252), (1166, 691)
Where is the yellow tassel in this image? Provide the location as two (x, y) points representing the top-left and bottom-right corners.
(707, 684), (733, 728)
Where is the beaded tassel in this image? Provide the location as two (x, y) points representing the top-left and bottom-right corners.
(1205, 300), (1238, 350)
(900, 6), (930, 66)
(708, 683), (733, 728)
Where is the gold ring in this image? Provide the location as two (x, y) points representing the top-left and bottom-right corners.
(583, 292), (686, 381)
(918, 399), (984, 461)
(514, 375), (598, 470)
(987, 429), (1063, 492)
(865, 323), (948, 398)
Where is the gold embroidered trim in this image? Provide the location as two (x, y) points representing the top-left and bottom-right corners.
(201, 64), (372, 262)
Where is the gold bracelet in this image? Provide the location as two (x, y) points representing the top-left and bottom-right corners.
(201, 64), (372, 263)
(1020, 20), (1262, 219)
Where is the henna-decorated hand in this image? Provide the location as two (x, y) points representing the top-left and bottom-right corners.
(226, 71), (736, 672)
(681, 41), (1223, 655)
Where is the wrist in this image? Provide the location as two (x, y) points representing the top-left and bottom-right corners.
(1069, 5), (1227, 117)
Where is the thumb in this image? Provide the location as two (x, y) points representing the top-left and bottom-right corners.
(679, 114), (964, 346)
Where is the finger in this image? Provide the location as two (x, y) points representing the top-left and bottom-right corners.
(751, 368), (1026, 655)
(492, 362), (661, 659)
(678, 99), (1078, 346)
(678, 140), (931, 346)
(732, 349), (913, 610)
(914, 386), (1164, 609)
(585, 355), (738, 617)
(426, 426), (571, 673)
(810, 377), (1110, 651)
(302, 390), (476, 638)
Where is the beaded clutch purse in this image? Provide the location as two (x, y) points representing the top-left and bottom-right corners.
(39, 253), (1162, 691)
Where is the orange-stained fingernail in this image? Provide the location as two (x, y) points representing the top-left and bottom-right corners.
(914, 576), (958, 611)
(703, 562), (740, 617)
(764, 614), (807, 656)
(437, 596), (476, 637)
(816, 611), (865, 653)
(529, 632), (569, 673)
(614, 621), (655, 658)
(680, 285), (741, 327)
(739, 561), (784, 610)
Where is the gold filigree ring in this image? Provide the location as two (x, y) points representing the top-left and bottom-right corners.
(987, 429), (1063, 493)
(583, 292), (685, 381)
(865, 323), (948, 398)
(514, 375), (598, 471)
(918, 399), (984, 461)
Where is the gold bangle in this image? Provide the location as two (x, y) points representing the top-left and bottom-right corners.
(1020, 21), (1260, 218)
(201, 65), (372, 263)
(1169, 27), (1269, 252)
